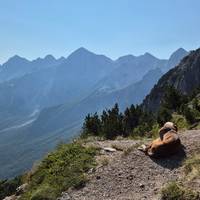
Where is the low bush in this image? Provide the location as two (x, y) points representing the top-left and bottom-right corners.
(161, 182), (199, 200)
(171, 113), (189, 130)
(0, 175), (22, 199)
(184, 154), (200, 180)
(19, 142), (97, 200)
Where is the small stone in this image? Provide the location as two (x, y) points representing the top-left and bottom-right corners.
(3, 195), (17, 200)
(127, 175), (134, 180)
(139, 183), (145, 188)
(153, 187), (158, 193)
(96, 175), (101, 180)
(57, 192), (71, 200)
(88, 168), (95, 174)
(16, 183), (28, 195)
(103, 147), (117, 152)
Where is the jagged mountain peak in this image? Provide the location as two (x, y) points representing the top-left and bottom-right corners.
(160, 48), (188, 73)
(169, 48), (188, 60)
(140, 52), (157, 60)
(116, 55), (136, 63)
(172, 47), (187, 54)
(58, 56), (66, 61)
(44, 54), (56, 61)
(65, 47), (113, 67)
(68, 47), (95, 58)
(33, 54), (56, 62)
(5, 55), (29, 65)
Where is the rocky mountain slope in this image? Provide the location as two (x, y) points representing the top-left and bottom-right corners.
(143, 48), (200, 112)
(161, 48), (188, 73)
(29, 68), (163, 138)
(59, 130), (200, 200)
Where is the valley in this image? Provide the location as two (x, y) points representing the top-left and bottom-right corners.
(0, 47), (188, 179)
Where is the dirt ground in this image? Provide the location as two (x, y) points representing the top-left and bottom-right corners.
(59, 130), (200, 200)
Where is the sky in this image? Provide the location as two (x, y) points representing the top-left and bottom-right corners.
(0, 0), (200, 64)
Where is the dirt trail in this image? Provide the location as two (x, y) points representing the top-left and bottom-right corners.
(60, 130), (200, 200)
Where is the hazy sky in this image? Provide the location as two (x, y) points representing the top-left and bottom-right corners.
(1, 0), (200, 64)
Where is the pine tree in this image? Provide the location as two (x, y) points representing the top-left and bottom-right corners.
(157, 106), (172, 126)
(183, 106), (197, 124)
(101, 103), (123, 139)
(192, 97), (200, 112)
(122, 107), (132, 136)
(162, 85), (187, 112)
(82, 113), (101, 137)
(122, 104), (142, 136)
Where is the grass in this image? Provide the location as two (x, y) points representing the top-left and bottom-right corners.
(0, 176), (23, 199)
(150, 123), (160, 139)
(161, 182), (199, 200)
(161, 151), (200, 200)
(99, 156), (109, 166)
(184, 154), (200, 180)
(19, 142), (98, 200)
(122, 145), (135, 156)
(111, 144), (124, 151)
(172, 113), (189, 130)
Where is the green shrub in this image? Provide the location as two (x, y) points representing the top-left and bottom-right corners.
(162, 85), (188, 112)
(184, 154), (200, 180)
(192, 97), (200, 112)
(30, 185), (57, 200)
(20, 142), (97, 200)
(0, 176), (23, 199)
(161, 182), (184, 200)
(183, 107), (198, 124)
(171, 113), (189, 130)
(132, 123), (151, 137)
(150, 123), (160, 139)
(161, 182), (199, 200)
(157, 107), (172, 126)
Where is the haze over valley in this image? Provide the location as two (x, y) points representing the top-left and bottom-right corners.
(0, 47), (188, 178)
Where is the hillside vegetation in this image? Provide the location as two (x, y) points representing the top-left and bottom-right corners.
(17, 143), (97, 200)
(82, 86), (200, 140)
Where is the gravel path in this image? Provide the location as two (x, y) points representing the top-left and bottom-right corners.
(59, 130), (200, 200)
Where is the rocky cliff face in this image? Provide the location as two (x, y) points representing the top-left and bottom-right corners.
(143, 48), (200, 112)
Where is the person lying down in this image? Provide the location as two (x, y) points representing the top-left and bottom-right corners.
(138, 122), (182, 158)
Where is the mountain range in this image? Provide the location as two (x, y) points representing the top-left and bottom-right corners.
(0, 47), (188, 179)
(143, 48), (200, 112)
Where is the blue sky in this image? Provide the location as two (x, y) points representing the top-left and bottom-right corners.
(0, 0), (200, 63)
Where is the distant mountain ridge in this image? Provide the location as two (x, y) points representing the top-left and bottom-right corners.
(0, 55), (65, 82)
(93, 48), (188, 95)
